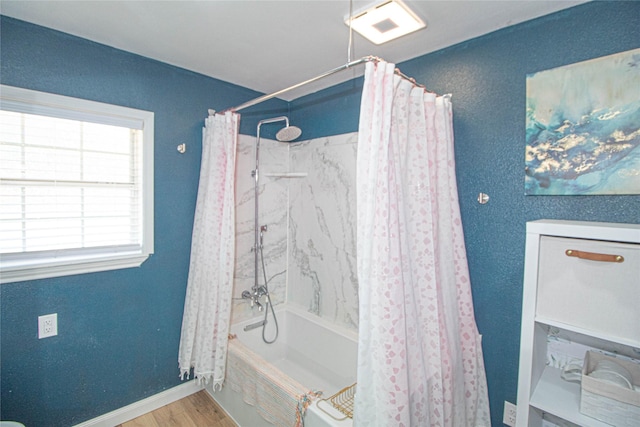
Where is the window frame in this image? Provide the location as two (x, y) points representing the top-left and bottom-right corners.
(0, 85), (154, 284)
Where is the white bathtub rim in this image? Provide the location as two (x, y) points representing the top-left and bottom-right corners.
(232, 303), (358, 343)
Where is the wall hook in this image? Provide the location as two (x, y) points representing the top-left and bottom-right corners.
(177, 143), (186, 154)
(477, 192), (490, 204)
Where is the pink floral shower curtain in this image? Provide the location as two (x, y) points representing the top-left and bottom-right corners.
(354, 61), (490, 426)
(178, 112), (238, 388)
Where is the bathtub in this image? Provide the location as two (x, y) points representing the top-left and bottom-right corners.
(208, 304), (358, 427)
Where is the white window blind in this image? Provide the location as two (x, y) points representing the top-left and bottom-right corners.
(0, 85), (154, 283)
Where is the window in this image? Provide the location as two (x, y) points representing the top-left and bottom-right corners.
(0, 85), (154, 283)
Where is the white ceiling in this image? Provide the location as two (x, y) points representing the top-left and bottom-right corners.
(1, 0), (587, 101)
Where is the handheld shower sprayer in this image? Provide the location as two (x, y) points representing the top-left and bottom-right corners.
(260, 225), (267, 248)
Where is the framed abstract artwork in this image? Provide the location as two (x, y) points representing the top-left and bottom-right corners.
(525, 48), (640, 195)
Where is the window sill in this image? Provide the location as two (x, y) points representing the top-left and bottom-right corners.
(0, 252), (152, 284)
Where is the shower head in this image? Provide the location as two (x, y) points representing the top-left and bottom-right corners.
(275, 125), (302, 142)
(256, 116), (302, 143)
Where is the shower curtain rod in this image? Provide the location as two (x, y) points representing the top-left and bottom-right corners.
(221, 55), (381, 113)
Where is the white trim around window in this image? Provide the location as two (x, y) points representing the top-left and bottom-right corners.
(0, 85), (154, 284)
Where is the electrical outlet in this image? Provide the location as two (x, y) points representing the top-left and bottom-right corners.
(503, 401), (517, 426)
(38, 313), (58, 339)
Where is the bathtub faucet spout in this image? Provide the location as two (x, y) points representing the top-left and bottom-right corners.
(244, 319), (267, 332)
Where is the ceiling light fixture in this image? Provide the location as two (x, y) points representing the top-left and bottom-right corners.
(345, 0), (426, 45)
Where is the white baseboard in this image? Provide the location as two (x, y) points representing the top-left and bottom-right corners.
(72, 381), (204, 427)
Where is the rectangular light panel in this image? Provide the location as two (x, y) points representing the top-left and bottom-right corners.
(346, 0), (426, 45)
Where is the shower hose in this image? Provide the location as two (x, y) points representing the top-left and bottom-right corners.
(259, 242), (279, 344)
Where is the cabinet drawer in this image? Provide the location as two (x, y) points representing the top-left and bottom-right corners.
(536, 236), (640, 345)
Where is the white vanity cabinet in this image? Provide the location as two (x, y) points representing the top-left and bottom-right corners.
(516, 220), (640, 427)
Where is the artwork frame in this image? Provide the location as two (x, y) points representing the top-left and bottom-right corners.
(525, 48), (640, 195)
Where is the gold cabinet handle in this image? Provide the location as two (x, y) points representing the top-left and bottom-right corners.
(565, 249), (624, 263)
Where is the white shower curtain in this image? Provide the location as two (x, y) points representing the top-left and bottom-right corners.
(178, 112), (238, 387)
(354, 61), (490, 426)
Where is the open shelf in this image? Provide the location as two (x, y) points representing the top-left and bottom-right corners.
(530, 367), (612, 427)
(535, 316), (640, 350)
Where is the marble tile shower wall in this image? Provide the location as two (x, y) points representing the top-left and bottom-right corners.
(230, 132), (359, 332)
(288, 133), (359, 331)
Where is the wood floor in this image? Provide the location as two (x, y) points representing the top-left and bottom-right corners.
(117, 390), (237, 427)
